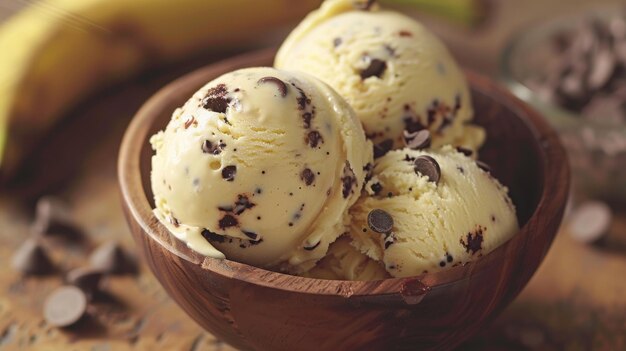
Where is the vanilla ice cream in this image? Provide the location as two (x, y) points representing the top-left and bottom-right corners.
(276, 0), (485, 153)
(150, 67), (372, 273)
(348, 146), (518, 278)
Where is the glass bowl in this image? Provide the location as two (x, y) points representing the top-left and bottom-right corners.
(500, 7), (626, 204)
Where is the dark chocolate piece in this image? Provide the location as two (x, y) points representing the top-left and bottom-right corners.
(44, 286), (87, 328)
(258, 76), (288, 97)
(219, 215), (238, 229)
(373, 139), (393, 159)
(414, 156), (441, 184)
(460, 227), (484, 254)
(202, 229), (225, 243)
(11, 239), (53, 275)
(306, 130), (323, 148)
(360, 58), (387, 79)
(367, 209), (394, 234)
(222, 165), (237, 181)
(301, 168), (315, 186)
(66, 266), (104, 297)
(403, 130), (431, 150)
(201, 83), (230, 113)
(89, 242), (136, 275)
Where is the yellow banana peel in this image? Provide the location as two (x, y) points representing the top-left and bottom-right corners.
(0, 0), (319, 181)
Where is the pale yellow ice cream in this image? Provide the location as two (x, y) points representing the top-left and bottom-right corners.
(303, 236), (389, 281)
(348, 146), (518, 278)
(276, 0), (485, 153)
(150, 67), (372, 273)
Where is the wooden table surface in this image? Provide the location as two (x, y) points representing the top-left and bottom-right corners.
(1, 1), (626, 350)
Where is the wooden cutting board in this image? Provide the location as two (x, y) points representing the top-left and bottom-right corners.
(0, 51), (625, 351)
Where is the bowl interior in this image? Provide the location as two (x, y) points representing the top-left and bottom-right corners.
(124, 48), (565, 290)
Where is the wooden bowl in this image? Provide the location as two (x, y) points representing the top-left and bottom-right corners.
(118, 48), (569, 351)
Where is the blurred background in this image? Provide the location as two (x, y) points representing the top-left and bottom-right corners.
(0, 0), (625, 350)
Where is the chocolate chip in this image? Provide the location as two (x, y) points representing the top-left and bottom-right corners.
(367, 209), (394, 234)
(233, 195), (256, 215)
(373, 139), (393, 159)
(360, 58), (387, 79)
(66, 267), (104, 297)
(11, 239), (53, 275)
(89, 242), (136, 275)
(44, 286), (87, 328)
(569, 201), (612, 244)
(414, 156), (441, 184)
(258, 76), (288, 97)
(242, 230), (260, 241)
(306, 130), (323, 148)
(457, 166), (465, 174)
(447, 254), (453, 263)
(333, 37), (342, 47)
(292, 83), (310, 110)
(460, 227), (484, 254)
(371, 182), (383, 195)
(221, 165), (237, 181)
(403, 116), (425, 134)
(31, 197), (82, 238)
(202, 140), (225, 155)
(301, 168), (315, 186)
(476, 160), (491, 173)
(304, 241), (321, 251)
(456, 147), (473, 157)
(403, 129), (431, 150)
(202, 83), (230, 113)
(439, 261), (446, 267)
(341, 163), (357, 198)
(398, 30), (413, 37)
(219, 215), (238, 229)
(202, 229), (225, 243)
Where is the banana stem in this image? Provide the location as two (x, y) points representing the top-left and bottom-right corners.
(382, 0), (488, 27)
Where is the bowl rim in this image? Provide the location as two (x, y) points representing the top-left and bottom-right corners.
(118, 48), (569, 297)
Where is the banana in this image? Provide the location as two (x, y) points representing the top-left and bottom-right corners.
(0, 0), (319, 181)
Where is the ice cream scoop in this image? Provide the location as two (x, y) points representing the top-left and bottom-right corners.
(303, 235), (389, 281)
(150, 67), (372, 273)
(348, 146), (519, 278)
(275, 0), (485, 154)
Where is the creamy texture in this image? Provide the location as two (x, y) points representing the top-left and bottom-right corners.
(303, 236), (389, 281)
(276, 0), (485, 152)
(150, 67), (372, 272)
(348, 146), (519, 278)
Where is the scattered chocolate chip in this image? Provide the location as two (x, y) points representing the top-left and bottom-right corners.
(403, 129), (431, 150)
(367, 209), (394, 234)
(219, 215), (238, 229)
(202, 84), (231, 113)
(403, 116), (425, 134)
(460, 227), (484, 254)
(202, 229), (225, 243)
(398, 30), (413, 37)
(387, 192), (393, 198)
(373, 139), (393, 159)
(333, 37), (342, 47)
(31, 197), (81, 238)
(306, 130), (323, 148)
(258, 76), (288, 97)
(476, 160), (491, 173)
(301, 168), (315, 186)
(11, 239), (53, 275)
(439, 261), (446, 267)
(341, 163), (357, 198)
(457, 166), (465, 174)
(456, 147), (473, 157)
(44, 286), (87, 328)
(304, 241), (321, 251)
(89, 242), (136, 275)
(446, 253), (453, 263)
(491, 215), (496, 222)
(221, 165), (237, 181)
(414, 156), (441, 184)
(360, 58), (387, 79)
(370, 182), (383, 195)
(66, 267), (104, 297)
(569, 201), (612, 244)
(292, 83), (311, 111)
(242, 231), (259, 241)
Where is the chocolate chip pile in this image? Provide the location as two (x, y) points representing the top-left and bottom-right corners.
(10, 197), (137, 328)
(526, 13), (626, 122)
